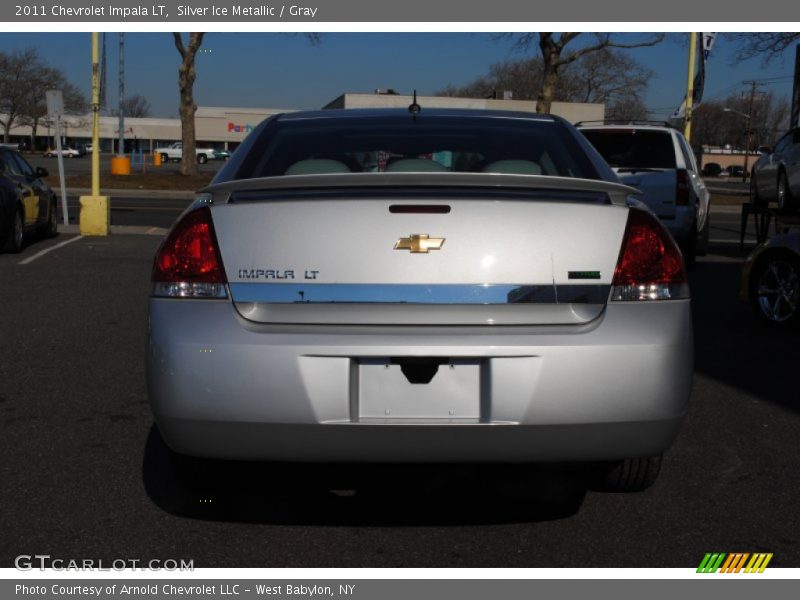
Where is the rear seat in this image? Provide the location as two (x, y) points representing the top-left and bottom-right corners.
(482, 160), (542, 175)
(386, 158), (448, 172)
(285, 159), (351, 175)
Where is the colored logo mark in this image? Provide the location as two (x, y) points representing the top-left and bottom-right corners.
(697, 552), (773, 573)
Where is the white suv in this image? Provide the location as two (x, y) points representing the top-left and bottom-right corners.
(579, 123), (710, 265)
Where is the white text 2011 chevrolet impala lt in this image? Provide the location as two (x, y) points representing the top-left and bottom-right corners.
(147, 109), (692, 492)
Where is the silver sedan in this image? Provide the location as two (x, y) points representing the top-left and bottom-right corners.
(751, 128), (800, 212)
(147, 109), (693, 493)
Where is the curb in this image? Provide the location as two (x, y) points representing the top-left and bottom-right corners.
(67, 188), (197, 199)
(707, 186), (749, 196)
(710, 205), (747, 215)
(59, 224), (169, 236)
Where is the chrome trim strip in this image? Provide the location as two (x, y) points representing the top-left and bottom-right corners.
(228, 283), (611, 305)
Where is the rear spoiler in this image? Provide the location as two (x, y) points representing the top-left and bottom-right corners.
(201, 173), (640, 207)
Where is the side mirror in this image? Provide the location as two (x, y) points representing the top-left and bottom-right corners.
(757, 146), (771, 154)
(35, 166), (48, 178)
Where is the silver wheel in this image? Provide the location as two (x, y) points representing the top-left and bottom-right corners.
(592, 455), (662, 493)
(754, 256), (800, 326)
(777, 172), (793, 212)
(751, 173), (765, 206)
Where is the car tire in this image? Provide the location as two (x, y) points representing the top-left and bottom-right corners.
(2, 206), (24, 253)
(751, 172), (766, 207)
(161, 153), (170, 164)
(197, 154), (208, 164)
(166, 446), (232, 495)
(679, 226), (697, 268)
(41, 198), (58, 238)
(777, 170), (795, 212)
(696, 214), (710, 256)
(592, 455), (662, 493)
(750, 251), (800, 328)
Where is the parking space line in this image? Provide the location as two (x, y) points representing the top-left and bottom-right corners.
(709, 238), (755, 245)
(18, 235), (83, 265)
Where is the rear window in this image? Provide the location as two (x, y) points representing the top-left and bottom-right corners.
(217, 115), (602, 181)
(581, 129), (677, 170)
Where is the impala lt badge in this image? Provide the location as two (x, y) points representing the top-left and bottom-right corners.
(394, 234), (445, 253)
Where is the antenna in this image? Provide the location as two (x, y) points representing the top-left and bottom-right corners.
(408, 89), (421, 120)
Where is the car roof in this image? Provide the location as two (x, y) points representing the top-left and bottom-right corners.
(276, 108), (561, 124)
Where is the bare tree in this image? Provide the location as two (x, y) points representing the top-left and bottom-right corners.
(111, 93), (151, 118)
(569, 50), (652, 106)
(691, 91), (790, 151)
(172, 33), (320, 176)
(436, 49), (652, 115)
(606, 96), (649, 122)
(0, 48), (45, 142)
(173, 32), (205, 176)
(0, 49), (87, 148)
(438, 57), (545, 100)
(20, 71), (87, 150)
(729, 33), (800, 62)
(497, 33), (664, 113)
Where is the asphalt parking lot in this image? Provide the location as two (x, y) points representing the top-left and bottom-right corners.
(26, 152), (222, 178)
(1, 208), (798, 568)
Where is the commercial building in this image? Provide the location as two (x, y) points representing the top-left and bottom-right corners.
(1, 92), (604, 152)
(2, 106), (290, 152)
(700, 146), (762, 173)
(324, 92), (604, 124)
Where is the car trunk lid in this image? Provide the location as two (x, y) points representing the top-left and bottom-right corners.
(206, 178), (632, 326)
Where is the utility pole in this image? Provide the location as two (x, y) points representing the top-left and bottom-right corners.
(110, 32), (130, 175)
(118, 32), (124, 156)
(684, 32), (697, 142)
(742, 80), (763, 183)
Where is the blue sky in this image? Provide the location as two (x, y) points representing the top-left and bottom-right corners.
(0, 32), (795, 118)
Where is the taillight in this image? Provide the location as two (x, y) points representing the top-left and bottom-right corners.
(152, 206), (227, 298)
(611, 208), (689, 301)
(676, 169), (691, 206)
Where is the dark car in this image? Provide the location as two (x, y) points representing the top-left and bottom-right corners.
(0, 148), (58, 253)
(740, 231), (800, 328)
(702, 162), (723, 177)
(726, 165), (745, 178)
(751, 128), (800, 212)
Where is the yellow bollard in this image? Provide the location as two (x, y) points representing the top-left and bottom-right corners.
(153, 151), (162, 167)
(110, 156), (131, 175)
(79, 195), (110, 236)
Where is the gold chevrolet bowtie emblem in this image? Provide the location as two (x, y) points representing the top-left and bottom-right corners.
(394, 234), (445, 253)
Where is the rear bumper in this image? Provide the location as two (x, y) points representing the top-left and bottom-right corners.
(147, 299), (693, 462)
(156, 419), (685, 463)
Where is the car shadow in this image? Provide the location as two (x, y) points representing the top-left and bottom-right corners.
(142, 426), (588, 526)
(690, 255), (800, 415)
